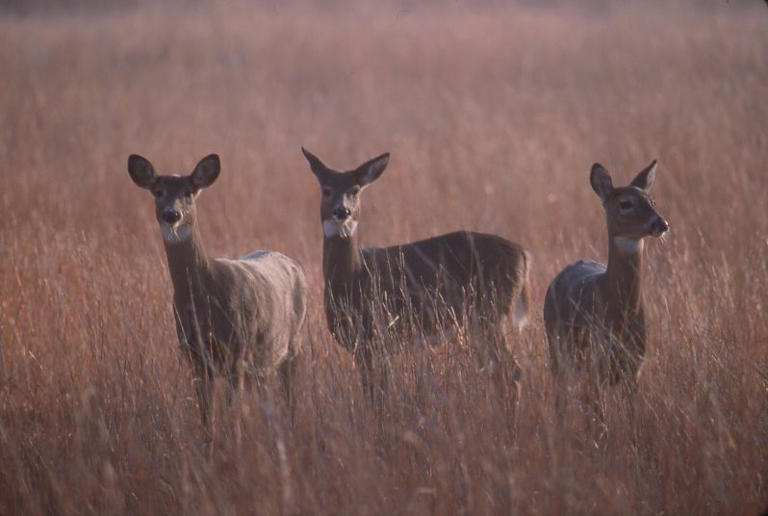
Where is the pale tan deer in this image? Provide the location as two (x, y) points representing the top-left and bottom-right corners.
(128, 154), (307, 436)
(302, 148), (531, 400)
(543, 159), (668, 436)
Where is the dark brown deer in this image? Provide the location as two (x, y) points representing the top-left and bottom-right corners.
(302, 148), (531, 400)
(128, 153), (307, 436)
(543, 160), (669, 438)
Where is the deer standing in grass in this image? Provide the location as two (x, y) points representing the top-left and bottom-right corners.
(128, 154), (307, 437)
(543, 160), (668, 437)
(302, 148), (531, 400)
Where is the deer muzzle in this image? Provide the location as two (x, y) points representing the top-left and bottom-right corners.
(650, 217), (669, 237)
(162, 209), (182, 225)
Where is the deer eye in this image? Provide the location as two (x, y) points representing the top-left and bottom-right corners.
(348, 186), (360, 198)
(322, 187), (332, 198)
(152, 188), (164, 198)
(619, 200), (633, 211)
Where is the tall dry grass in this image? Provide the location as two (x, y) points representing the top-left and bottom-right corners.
(0, 2), (767, 514)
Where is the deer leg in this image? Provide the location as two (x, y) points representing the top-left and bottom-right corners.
(486, 321), (504, 378)
(279, 356), (296, 407)
(225, 351), (247, 405)
(583, 375), (606, 447)
(194, 360), (215, 445)
(487, 320), (521, 407)
(624, 373), (639, 443)
(547, 335), (569, 432)
(376, 350), (390, 409)
(225, 353), (247, 445)
(552, 373), (568, 438)
(279, 353), (298, 424)
(354, 346), (374, 404)
(187, 308), (218, 447)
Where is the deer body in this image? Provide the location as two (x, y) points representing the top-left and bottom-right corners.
(303, 148), (530, 397)
(129, 154), (307, 433)
(167, 236), (306, 380)
(543, 160), (668, 432)
(324, 229), (530, 351)
(544, 254), (646, 385)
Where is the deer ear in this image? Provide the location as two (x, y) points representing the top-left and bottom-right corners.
(190, 154), (220, 190)
(302, 147), (329, 182)
(355, 152), (389, 188)
(128, 154), (156, 189)
(630, 159), (657, 192)
(590, 163), (614, 202)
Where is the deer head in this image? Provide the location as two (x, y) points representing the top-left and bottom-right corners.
(590, 160), (669, 252)
(128, 154), (220, 244)
(302, 148), (390, 239)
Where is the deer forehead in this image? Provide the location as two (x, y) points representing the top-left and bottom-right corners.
(603, 187), (654, 207)
(322, 184), (358, 196)
(610, 186), (652, 203)
(154, 176), (195, 196)
(156, 175), (187, 185)
(320, 167), (359, 186)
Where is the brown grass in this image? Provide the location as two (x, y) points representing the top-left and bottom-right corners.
(1, 2), (767, 514)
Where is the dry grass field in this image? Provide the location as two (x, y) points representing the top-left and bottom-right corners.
(1, 1), (767, 514)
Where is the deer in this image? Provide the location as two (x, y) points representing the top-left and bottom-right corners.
(301, 148), (531, 401)
(543, 159), (669, 440)
(128, 153), (307, 438)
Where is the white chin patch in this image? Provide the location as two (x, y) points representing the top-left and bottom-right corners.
(161, 223), (191, 244)
(613, 236), (643, 254)
(323, 219), (357, 239)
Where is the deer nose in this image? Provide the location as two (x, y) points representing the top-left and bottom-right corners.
(651, 217), (669, 236)
(162, 209), (181, 224)
(332, 206), (351, 220)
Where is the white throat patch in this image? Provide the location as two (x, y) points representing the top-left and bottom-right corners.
(323, 219), (357, 239)
(613, 236), (643, 254)
(161, 223), (191, 244)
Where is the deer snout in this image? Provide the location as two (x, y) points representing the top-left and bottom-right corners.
(651, 217), (669, 237)
(332, 206), (351, 220)
(162, 209), (182, 224)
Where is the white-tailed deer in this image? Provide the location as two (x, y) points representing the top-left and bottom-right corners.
(543, 160), (668, 436)
(128, 154), (307, 436)
(302, 148), (531, 400)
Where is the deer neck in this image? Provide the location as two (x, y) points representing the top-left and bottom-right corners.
(322, 230), (363, 291)
(163, 223), (211, 304)
(603, 234), (644, 314)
